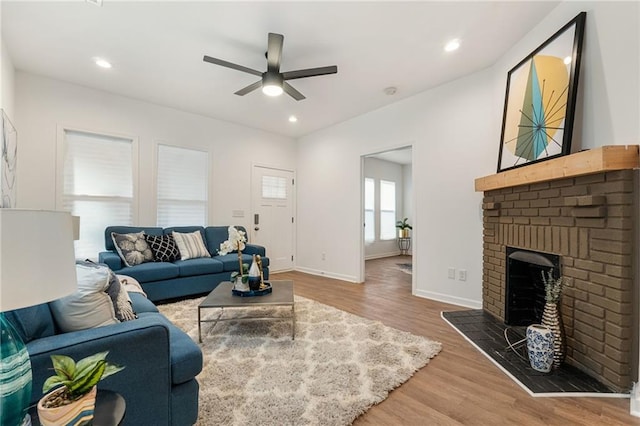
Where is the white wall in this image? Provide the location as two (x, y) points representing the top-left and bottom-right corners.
(363, 157), (404, 259)
(296, 0), (639, 308)
(14, 72), (297, 230)
(1, 39), (15, 118)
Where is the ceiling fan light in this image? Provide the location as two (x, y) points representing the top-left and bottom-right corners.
(262, 84), (283, 97)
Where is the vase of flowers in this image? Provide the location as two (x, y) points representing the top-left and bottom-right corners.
(541, 269), (566, 369)
(219, 226), (249, 290)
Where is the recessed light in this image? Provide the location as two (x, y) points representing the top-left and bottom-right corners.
(94, 58), (112, 69)
(444, 39), (461, 52)
(563, 56), (572, 65)
(288, 115), (298, 123)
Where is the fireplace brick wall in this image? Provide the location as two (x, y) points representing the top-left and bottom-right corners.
(481, 169), (637, 392)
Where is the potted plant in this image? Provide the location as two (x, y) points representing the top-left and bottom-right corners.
(395, 218), (412, 238)
(37, 351), (124, 426)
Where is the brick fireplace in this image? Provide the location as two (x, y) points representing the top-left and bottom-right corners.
(476, 146), (639, 393)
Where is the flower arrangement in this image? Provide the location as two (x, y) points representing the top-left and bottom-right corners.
(219, 226), (248, 282)
(541, 269), (565, 303)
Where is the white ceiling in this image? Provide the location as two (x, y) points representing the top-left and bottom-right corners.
(1, 1), (559, 138)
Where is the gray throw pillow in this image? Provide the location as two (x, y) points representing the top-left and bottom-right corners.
(111, 231), (154, 267)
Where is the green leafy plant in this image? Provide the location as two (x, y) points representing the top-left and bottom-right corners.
(41, 351), (124, 406)
(395, 218), (412, 230)
(230, 263), (249, 283)
(541, 269), (565, 303)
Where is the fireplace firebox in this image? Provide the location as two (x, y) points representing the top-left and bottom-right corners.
(504, 247), (560, 326)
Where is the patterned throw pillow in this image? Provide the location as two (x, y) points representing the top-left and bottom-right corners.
(172, 230), (211, 260)
(111, 231), (154, 267)
(146, 234), (181, 262)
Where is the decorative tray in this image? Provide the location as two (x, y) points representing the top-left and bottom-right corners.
(232, 282), (272, 297)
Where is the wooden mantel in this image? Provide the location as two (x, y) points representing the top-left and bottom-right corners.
(475, 145), (640, 192)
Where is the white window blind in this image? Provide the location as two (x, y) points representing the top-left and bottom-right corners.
(62, 130), (134, 260)
(262, 175), (287, 199)
(364, 178), (375, 243)
(380, 180), (396, 240)
(157, 145), (208, 227)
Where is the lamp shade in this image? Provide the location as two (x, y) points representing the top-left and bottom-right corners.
(0, 209), (78, 312)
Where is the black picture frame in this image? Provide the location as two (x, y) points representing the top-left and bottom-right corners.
(497, 12), (586, 173)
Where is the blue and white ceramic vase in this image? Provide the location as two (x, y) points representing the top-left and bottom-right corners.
(526, 324), (555, 373)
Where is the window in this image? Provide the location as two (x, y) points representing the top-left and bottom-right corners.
(61, 130), (135, 260)
(364, 178), (375, 242)
(379, 180), (396, 240)
(262, 175), (287, 199)
(157, 145), (208, 227)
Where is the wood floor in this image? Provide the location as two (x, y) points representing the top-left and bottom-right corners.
(271, 256), (640, 426)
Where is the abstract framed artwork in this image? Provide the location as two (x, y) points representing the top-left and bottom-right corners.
(497, 12), (586, 173)
(1, 109), (17, 208)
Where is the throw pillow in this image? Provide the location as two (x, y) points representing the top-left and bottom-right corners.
(111, 231), (154, 267)
(50, 263), (119, 332)
(172, 230), (211, 260)
(146, 234), (180, 262)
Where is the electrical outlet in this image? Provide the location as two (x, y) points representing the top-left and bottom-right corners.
(321, 252), (326, 261)
(448, 267), (455, 279)
(459, 269), (467, 281)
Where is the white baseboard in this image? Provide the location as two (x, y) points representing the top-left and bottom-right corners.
(364, 251), (402, 260)
(631, 382), (640, 416)
(294, 266), (359, 283)
(415, 289), (482, 309)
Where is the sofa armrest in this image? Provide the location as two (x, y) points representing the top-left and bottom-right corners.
(243, 243), (266, 257)
(26, 316), (173, 425)
(99, 251), (123, 271)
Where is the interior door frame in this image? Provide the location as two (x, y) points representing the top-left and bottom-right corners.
(250, 162), (297, 271)
(359, 144), (415, 294)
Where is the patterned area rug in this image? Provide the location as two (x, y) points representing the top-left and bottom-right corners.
(396, 263), (412, 274)
(158, 295), (441, 425)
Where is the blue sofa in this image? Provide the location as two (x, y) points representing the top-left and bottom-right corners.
(99, 225), (270, 302)
(5, 292), (202, 426)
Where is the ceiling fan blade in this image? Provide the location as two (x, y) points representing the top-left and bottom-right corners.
(283, 82), (306, 101)
(234, 80), (263, 96)
(282, 65), (338, 81)
(267, 33), (284, 72)
(203, 55), (262, 77)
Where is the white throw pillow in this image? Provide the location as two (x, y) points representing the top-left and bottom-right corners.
(172, 230), (211, 260)
(50, 263), (119, 332)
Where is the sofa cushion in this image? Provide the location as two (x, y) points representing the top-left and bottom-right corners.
(111, 231), (155, 266)
(4, 304), (56, 343)
(215, 253), (255, 272)
(146, 234), (181, 262)
(172, 230), (211, 260)
(105, 226), (163, 251)
(174, 258), (224, 277)
(117, 262), (180, 283)
(138, 312), (203, 385)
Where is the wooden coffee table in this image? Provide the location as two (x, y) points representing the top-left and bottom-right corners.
(198, 280), (295, 342)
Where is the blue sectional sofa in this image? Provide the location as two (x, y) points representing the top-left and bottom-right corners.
(99, 225), (269, 302)
(5, 292), (202, 426)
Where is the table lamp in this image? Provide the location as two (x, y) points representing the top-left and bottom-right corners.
(0, 209), (78, 426)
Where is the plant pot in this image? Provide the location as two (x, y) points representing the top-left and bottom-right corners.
(37, 385), (97, 426)
(526, 324), (554, 373)
(541, 301), (565, 369)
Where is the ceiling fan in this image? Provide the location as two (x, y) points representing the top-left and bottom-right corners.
(203, 33), (337, 101)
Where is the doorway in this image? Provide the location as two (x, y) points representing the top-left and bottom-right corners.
(361, 146), (413, 288)
(251, 165), (295, 272)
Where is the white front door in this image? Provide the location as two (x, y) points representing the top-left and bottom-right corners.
(251, 165), (295, 272)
